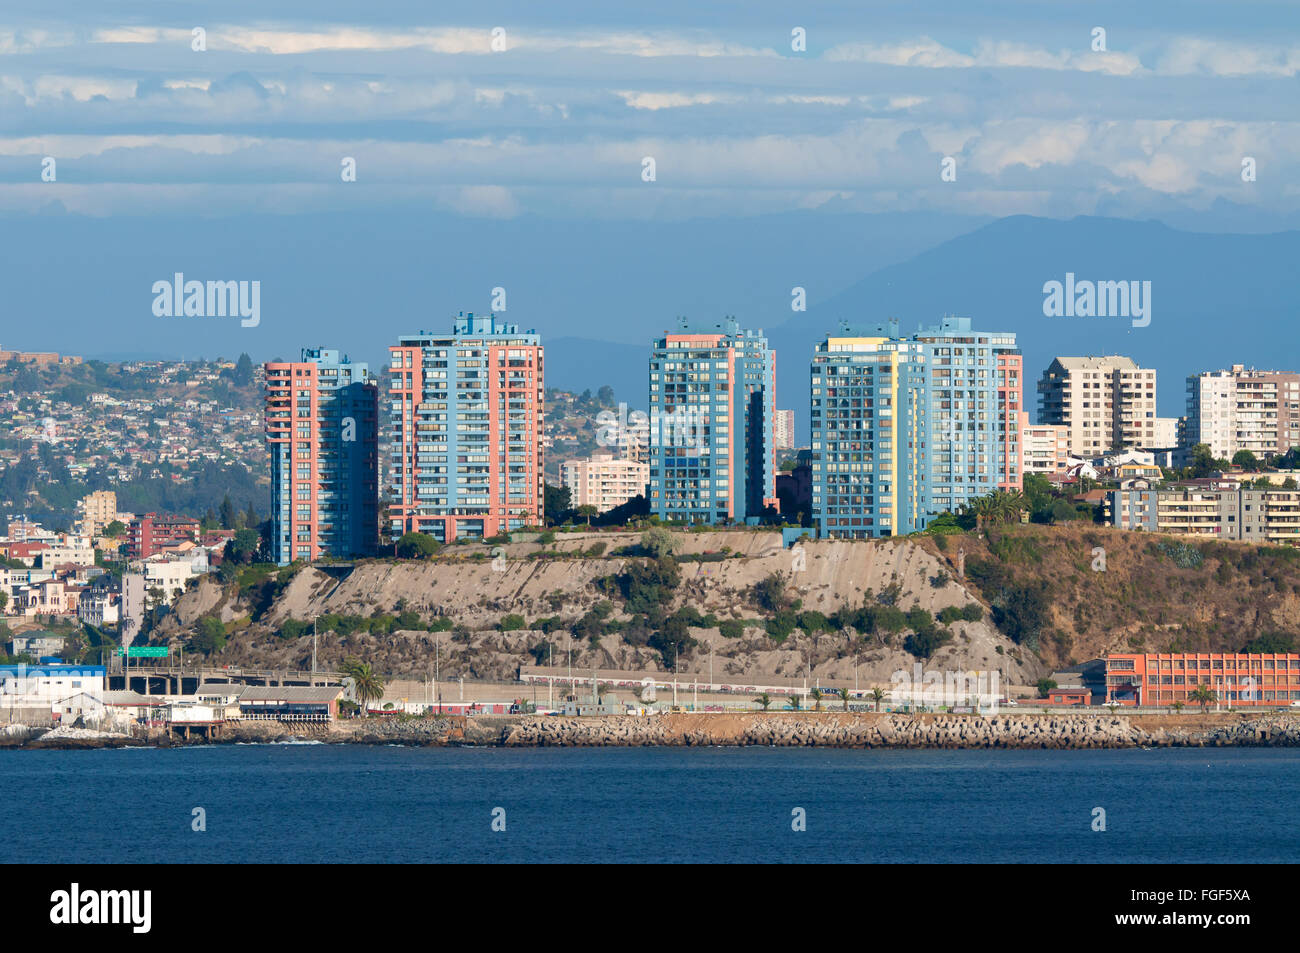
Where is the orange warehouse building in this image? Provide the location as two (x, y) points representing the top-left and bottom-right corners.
(1106, 653), (1300, 707)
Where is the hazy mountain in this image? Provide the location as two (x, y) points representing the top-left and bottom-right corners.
(766, 215), (1300, 436)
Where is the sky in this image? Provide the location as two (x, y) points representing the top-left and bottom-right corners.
(2, 0), (1298, 222)
(1, 1), (1298, 419)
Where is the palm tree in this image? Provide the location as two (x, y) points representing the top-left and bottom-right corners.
(754, 692), (771, 711)
(577, 504), (598, 526)
(788, 693), (801, 711)
(964, 494), (998, 532)
(810, 687), (822, 711)
(342, 658), (385, 715)
(997, 490), (1027, 524)
(838, 687), (850, 711)
(1189, 685), (1215, 713)
(871, 688), (885, 712)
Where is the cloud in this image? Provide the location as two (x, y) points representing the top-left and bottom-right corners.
(435, 184), (519, 218)
(825, 37), (1142, 75)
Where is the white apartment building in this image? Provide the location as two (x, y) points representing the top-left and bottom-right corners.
(1185, 365), (1300, 460)
(1037, 356), (1158, 456)
(1152, 416), (1180, 448)
(1020, 413), (1070, 475)
(142, 559), (196, 604)
(773, 410), (796, 452)
(78, 589), (120, 627)
(561, 450), (650, 514)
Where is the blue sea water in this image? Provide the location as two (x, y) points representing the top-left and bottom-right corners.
(4, 745), (1299, 863)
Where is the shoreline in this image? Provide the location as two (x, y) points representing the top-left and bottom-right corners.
(6, 711), (1300, 750)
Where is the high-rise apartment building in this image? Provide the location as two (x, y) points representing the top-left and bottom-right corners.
(809, 317), (1021, 539)
(264, 348), (379, 565)
(648, 318), (775, 524)
(77, 490), (117, 539)
(919, 316), (1023, 500)
(1037, 356), (1157, 456)
(773, 409), (796, 452)
(388, 313), (544, 543)
(1185, 365), (1300, 460)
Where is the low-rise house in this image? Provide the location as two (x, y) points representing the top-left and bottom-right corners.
(102, 689), (165, 723)
(9, 633), (68, 658)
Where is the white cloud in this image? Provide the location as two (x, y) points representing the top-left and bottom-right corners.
(436, 184), (520, 218)
(825, 36), (1142, 75)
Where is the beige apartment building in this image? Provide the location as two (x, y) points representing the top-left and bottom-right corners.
(1037, 356), (1158, 456)
(561, 450), (649, 514)
(77, 490), (117, 539)
(1020, 413), (1070, 475)
(1185, 365), (1300, 461)
(1110, 481), (1300, 546)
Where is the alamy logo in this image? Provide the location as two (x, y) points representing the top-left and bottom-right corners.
(152, 273), (260, 327)
(1042, 272), (1150, 327)
(49, 883), (151, 933)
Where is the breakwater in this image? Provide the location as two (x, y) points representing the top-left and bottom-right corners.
(6, 711), (1300, 749)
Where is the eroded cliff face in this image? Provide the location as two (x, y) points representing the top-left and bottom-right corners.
(157, 532), (1047, 687)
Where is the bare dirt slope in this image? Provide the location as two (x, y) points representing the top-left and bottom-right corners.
(159, 531), (1046, 687)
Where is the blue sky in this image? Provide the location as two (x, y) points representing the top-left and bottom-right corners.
(2, 1), (1298, 420)
(2, 1), (1298, 222)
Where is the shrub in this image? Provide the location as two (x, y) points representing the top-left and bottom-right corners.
(718, 619), (746, 639)
(766, 610), (798, 642)
(395, 532), (441, 559)
(753, 573), (791, 612)
(278, 618), (309, 640)
(499, 614), (526, 632)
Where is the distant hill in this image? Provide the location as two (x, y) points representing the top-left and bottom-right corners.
(767, 215), (1300, 435)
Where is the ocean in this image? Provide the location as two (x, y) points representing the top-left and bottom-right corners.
(5, 745), (1298, 863)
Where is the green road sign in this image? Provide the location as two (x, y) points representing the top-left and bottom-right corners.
(116, 646), (169, 658)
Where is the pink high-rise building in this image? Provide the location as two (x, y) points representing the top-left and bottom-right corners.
(389, 313), (544, 543)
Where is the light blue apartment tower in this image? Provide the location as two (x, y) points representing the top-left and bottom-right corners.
(809, 317), (1022, 539)
(809, 321), (930, 539)
(265, 348), (379, 565)
(648, 317), (775, 524)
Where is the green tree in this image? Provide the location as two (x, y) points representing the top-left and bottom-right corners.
(577, 504), (598, 526)
(190, 616), (227, 655)
(219, 494), (237, 530)
(233, 352), (254, 386)
(103, 520), (126, 538)
(1189, 684), (1215, 712)
(1187, 443), (1225, 479)
(544, 483), (572, 525)
(871, 688), (884, 712)
(838, 687), (850, 711)
(395, 532), (440, 559)
(342, 659), (385, 714)
(640, 526), (678, 558)
(1231, 449), (1259, 470)
(226, 527), (260, 564)
(754, 692), (772, 711)
(1036, 678), (1058, 698)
